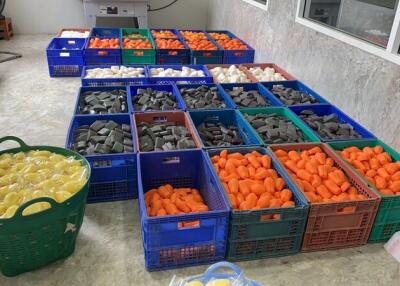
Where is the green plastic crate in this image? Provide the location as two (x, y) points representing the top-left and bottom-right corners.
(121, 28), (156, 64)
(239, 107), (321, 145)
(0, 136), (91, 277)
(328, 139), (400, 243)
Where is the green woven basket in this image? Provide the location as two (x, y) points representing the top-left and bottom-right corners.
(0, 136), (91, 277)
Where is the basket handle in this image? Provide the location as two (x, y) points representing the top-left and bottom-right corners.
(203, 262), (243, 281)
(14, 197), (58, 218)
(0, 136), (29, 151)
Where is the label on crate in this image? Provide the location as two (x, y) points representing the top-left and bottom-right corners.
(385, 231), (400, 263)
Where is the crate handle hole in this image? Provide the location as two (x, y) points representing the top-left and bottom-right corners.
(162, 157), (180, 164)
(178, 220), (200, 229)
(337, 206), (356, 214)
(202, 52), (213, 57)
(205, 116), (219, 122)
(60, 52), (70, 57)
(67, 40), (76, 45)
(98, 51), (109, 56)
(153, 116), (168, 123)
(134, 51), (144, 56)
(93, 160), (112, 168)
(234, 52), (244, 57)
(168, 51), (178, 56)
(260, 214), (281, 221)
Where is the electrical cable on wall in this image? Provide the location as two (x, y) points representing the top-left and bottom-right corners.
(147, 0), (179, 12)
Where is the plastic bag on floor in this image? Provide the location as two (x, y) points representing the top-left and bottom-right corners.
(168, 262), (263, 286)
(384, 231), (400, 263)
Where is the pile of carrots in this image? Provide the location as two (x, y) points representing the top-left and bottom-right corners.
(145, 184), (209, 217)
(123, 38), (152, 49)
(208, 32), (231, 40)
(124, 33), (146, 39)
(155, 39), (185, 49)
(180, 31), (208, 41)
(274, 147), (367, 204)
(88, 37), (119, 49)
(211, 150), (295, 212)
(216, 38), (248, 50)
(337, 146), (400, 196)
(186, 39), (217, 51)
(151, 30), (176, 39)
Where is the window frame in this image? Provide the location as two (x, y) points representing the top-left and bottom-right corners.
(242, 0), (269, 11)
(296, 0), (400, 65)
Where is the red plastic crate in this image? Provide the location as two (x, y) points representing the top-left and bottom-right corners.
(241, 63), (296, 82)
(133, 111), (202, 152)
(268, 143), (380, 252)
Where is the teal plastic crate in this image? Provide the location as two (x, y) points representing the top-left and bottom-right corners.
(239, 107), (321, 145)
(328, 139), (400, 243)
(206, 147), (309, 261)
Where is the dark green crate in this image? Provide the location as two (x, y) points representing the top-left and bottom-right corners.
(121, 28), (156, 64)
(206, 147), (309, 261)
(328, 139), (400, 243)
(239, 107), (321, 145)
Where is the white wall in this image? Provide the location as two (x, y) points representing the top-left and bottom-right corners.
(3, 0), (208, 34)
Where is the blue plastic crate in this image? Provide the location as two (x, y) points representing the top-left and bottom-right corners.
(206, 147), (309, 261)
(153, 29), (191, 65)
(218, 83), (282, 109)
(138, 150), (230, 271)
(175, 83), (233, 111)
(81, 65), (148, 87)
(90, 27), (121, 38)
(74, 86), (130, 115)
(261, 80), (330, 106)
(65, 114), (138, 203)
(147, 65), (213, 85)
(188, 110), (261, 149)
(178, 30), (224, 65)
(84, 37), (122, 66)
(128, 84), (186, 113)
(206, 30), (255, 64)
(289, 104), (376, 142)
(46, 38), (86, 77)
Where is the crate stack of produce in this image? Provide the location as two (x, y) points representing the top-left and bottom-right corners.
(52, 27), (400, 272)
(46, 28), (256, 77)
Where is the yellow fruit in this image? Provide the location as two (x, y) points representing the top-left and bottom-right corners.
(186, 281), (204, 286)
(0, 150), (88, 219)
(38, 168), (52, 179)
(2, 205), (18, 219)
(51, 174), (69, 185)
(0, 158), (12, 169)
(0, 203), (6, 215)
(55, 191), (72, 203)
(54, 161), (68, 171)
(49, 154), (65, 162)
(22, 163), (38, 174)
(206, 279), (231, 286)
(29, 150), (51, 157)
(24, 173), (41, 184)
(13, 152), (26, 161)
(3, 192), (20, 206)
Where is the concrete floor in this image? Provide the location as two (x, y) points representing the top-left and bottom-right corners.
(0, 35), (399, 286)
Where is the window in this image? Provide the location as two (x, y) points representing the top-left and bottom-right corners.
(296, 0), (400, 65)
(242, 0), (269, 11)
